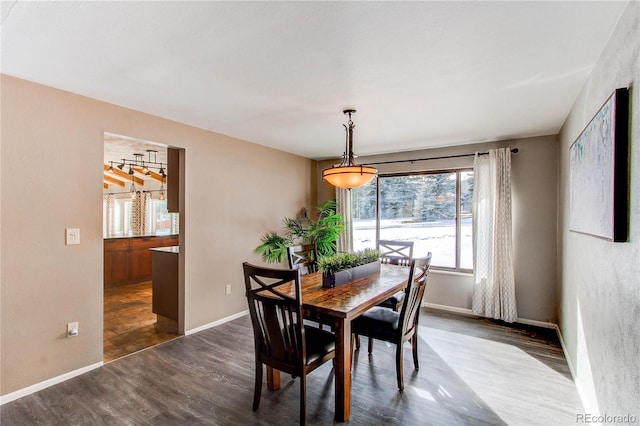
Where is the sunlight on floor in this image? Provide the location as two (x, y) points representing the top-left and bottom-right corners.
(419, 324), (583, 425)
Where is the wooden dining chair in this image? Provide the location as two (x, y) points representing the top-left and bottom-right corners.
(377, 240), (414, 311)
(355, 240), (415, 351)
(287, 244), (318, 275)
(242, 262), (335, 425)
(351, 253), (432, 392)
(379, 240), (414, 266)
(287, 243), (326, 330)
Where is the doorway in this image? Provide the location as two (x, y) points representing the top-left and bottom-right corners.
(103, 132), (183, 362)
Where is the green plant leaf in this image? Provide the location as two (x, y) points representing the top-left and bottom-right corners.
(254, 232), (289, 263)
(317, 249), (380, 274)
(255, 199), (345, 262)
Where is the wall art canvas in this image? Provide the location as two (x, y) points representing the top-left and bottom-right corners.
(570, 88), (629, 242)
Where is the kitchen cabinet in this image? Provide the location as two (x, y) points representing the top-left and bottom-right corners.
(104, 235), (178, 286)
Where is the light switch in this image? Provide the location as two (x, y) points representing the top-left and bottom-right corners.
(66, 228), (80, 245)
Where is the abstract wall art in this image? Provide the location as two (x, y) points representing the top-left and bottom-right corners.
(570, 88), (629, 242)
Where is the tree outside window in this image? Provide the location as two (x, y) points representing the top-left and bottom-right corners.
(352, 170), (473, 271)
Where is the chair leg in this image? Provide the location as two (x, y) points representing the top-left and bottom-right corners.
(355, 334), (361, 350)
(368, 336), (374, 354)
(253, 361), (262, 410)
(351, 334), (355, 359)
(412, 335), (419, 370)
(299, 374), (306, 425)
(396, 344), (404, 392)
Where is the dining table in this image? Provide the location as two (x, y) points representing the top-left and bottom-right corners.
(266, 263), (410, 422)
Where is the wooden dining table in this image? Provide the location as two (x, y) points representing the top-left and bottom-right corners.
(266, 263), (410, 422)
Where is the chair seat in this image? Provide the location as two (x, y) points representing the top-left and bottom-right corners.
(304, 325), (336, 365)
(352, 306), (400, 342)
(377, 290), (405, 309)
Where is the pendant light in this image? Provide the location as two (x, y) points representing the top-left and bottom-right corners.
(130, 181), (137, 199)
(322, 109), (377, 189)
(159, 177), (166, 201)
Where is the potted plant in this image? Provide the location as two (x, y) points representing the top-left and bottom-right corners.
(317, 249), (381, 288)
(255, 200), (345, 263)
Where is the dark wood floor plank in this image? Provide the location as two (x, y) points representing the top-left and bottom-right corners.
(2, 308), (583, 425)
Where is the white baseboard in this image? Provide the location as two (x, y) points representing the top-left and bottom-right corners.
(0, 361), (103, 406)
(425, 302), (474, 316)
(554, 326), (577, 380)
(424, 302), (559, 329)
(185, 310), (248, 335)
(516, 317), (558, 330)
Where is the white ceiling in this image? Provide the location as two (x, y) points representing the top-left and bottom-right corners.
(1, 1), (628, 160)
(104, 132), (167, 170)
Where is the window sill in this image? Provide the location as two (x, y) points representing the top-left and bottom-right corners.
(431, 269), (473, 277)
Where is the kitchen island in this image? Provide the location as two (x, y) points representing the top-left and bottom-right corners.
(150, 246), (179, 332)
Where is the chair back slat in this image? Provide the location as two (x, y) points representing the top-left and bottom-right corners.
(399, 253), (432, 335)
(287, 244), (318, 275)
(378, 240), (414, 266)
(243, 262), (305, 371)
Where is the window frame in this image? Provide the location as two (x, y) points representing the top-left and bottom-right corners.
(357, 167), (473, 273)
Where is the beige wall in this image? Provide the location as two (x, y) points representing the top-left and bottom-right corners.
(558, 1), (639, 416)
(318, 135), (559, 323)
(0, 75), (316, 395)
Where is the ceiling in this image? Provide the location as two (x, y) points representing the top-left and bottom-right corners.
(1, 1), (628, 160)
(103, 133), (168, 191)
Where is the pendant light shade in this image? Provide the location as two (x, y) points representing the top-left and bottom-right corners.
(323, 165), (377, 189)
(322, 109), (377, 189)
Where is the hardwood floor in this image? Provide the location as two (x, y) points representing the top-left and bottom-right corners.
(2, 308), (583, 425)
(104, 281), (177, 362)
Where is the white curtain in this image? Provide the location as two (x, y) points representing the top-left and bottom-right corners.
(132, 192), (143, 235)
(472, 148), (517, 322)
(142, 192), (153, 235)
(171, 212), (180, 235)
(336, 188), (353, 253)
(104, 194), (116, 236)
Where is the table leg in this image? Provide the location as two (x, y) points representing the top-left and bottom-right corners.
(333, 318), (351, 422)
(266, 366), (280, 390)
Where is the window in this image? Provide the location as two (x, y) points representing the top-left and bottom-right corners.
(103, 195), (178, 237)
(351, 170), (474, 271)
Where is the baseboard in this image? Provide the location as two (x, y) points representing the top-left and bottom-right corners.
(425, 303), (559, 329)
(516, 317), (558, 330)
(185, 310), (248, 335)
(425, 302), (475, 316)
(554, 325), (577, 380)
(0, 361), (103, 406)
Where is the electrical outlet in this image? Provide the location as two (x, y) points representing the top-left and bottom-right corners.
(67, 321), (79, 338)
(225, 285), (231, 295)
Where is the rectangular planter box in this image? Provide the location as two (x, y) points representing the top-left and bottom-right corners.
(322, 260), (381, 288)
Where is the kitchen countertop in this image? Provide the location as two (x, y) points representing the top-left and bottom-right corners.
(104, 233), (178, 240)
(149, 246), (179, 254)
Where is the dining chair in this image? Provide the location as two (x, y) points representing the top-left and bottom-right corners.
(242, 262), (335, 425)
(377, 240), (414, 311)
(287, 243), (326, 330)
(354, 240), (415, 351)
(351, 253), (432, 392)
(287, 244), (318, 275)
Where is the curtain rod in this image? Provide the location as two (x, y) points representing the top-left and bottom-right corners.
(363, 147), (518, 166)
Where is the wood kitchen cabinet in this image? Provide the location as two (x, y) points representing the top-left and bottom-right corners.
(104, 235), (179, 286)
(104, 239), (130, 285)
